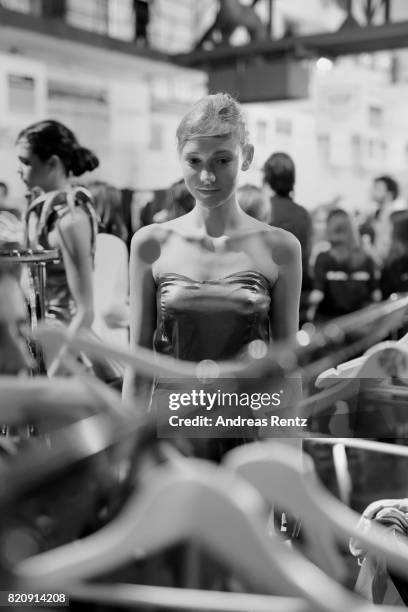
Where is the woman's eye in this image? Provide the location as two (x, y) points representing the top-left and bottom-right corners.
(216, 158), (230, 165)
(187, 158), (200, 165)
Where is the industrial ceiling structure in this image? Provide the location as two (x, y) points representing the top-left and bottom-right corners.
(1, 0), (408, 102)
(173, 0), (408, 102)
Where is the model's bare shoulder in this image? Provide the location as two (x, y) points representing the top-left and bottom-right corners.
(262, 226), (301, 265)
(130, 224), (169, 264)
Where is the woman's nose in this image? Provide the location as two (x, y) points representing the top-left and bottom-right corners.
(200, 168), (216, 184)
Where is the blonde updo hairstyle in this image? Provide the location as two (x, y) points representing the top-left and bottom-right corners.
(176, 93), (250, 154)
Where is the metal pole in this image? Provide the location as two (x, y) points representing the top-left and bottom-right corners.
(366, 0), (373, 24)
(267, 0), (274, 38)
(384, 0), (391, 23)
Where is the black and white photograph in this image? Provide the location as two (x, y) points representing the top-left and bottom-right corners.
(2, 0), (408, 609)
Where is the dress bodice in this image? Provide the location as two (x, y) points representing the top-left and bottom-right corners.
(25, 188), (98, 323)
(154, 270), (273, 362)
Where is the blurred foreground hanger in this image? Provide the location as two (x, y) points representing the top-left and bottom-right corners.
(224, 441), (408, 584)
(15, 453), (379, 612)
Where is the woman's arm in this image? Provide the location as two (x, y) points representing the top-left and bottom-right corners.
(56, 208), (94, 333)
(269, 229), (302, 342)
(262, 229), (302, 442)
(122, 226), (158, 406)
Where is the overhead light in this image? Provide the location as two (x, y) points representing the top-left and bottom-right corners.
(316, 57), (333, 72)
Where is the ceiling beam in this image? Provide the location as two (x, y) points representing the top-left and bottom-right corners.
(174, 19), (408, 67)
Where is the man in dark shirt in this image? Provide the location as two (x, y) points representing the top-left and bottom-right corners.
(263, 152), (313, 321)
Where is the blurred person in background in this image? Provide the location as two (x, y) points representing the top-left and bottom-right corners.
(380, 212), (408, 299)
(237, 184), (270, 223)
(139, 189), (167, 227)
(309, 204), (332, 268)
(360, 175), (405, 265)
(150, 179), (195, 223)
(0, 181), (24, 246)
(164, 178), (195, 221)
(88, 181), (129, 349)
(263, 152), (313, 325)
(308, 208), (380, 323)
(0, 248), (33, 376)
(130, 189), (154, 233)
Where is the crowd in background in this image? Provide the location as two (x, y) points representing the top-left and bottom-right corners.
(1, 151), (407, 337)
(133, 162), (408, 327)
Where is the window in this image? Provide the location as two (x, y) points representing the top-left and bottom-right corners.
(66, 0), (109, 35)
(368, 138), (375, 159)
(317, 134), (330, 162)
(368, 105), (383, 128)
(7, 74), (36, 114)
(351, 134), (361, 166)
(275, 118), (292, 136)
(149, 123), (163, 150)
(256, 120), (267, 145)
(0, 0), (38, 14)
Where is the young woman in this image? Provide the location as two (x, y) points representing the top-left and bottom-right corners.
(16, 120), (99, 333)
(123, 93), (302, 415)
(309, 208), (379, 322)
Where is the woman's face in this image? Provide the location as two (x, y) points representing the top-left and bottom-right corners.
(179, 133), (251, 209)
(16, 139), (52, 193)
(327, 215), (352, 247)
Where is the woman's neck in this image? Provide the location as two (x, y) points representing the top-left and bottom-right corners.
(190, 197), (243, 238)
(47, 176), (70, 193)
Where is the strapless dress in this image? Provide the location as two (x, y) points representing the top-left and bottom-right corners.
(151, 270), (275, 460)
(153, 270), (272, 361)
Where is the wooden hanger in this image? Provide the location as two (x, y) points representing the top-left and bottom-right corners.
(34, 324), (203, 381)
(300, 340), (408, 419)
(316, 340), (408, 389)
(64, 582), (356, 612)
(0, 375), (130, 423)
(0, 413), (116, 509)
(224, 441), (408, 584)
(15, 454), (375, 612)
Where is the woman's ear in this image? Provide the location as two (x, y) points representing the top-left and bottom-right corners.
(48, 154), (62, 172)
(241, 144), (254, 171)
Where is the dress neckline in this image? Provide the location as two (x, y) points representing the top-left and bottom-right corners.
(155, 270), (273, 291)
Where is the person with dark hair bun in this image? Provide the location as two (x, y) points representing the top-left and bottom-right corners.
(16, 119), (100, 372)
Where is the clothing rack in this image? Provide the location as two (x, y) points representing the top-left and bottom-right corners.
(1, 299), (408, 610)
